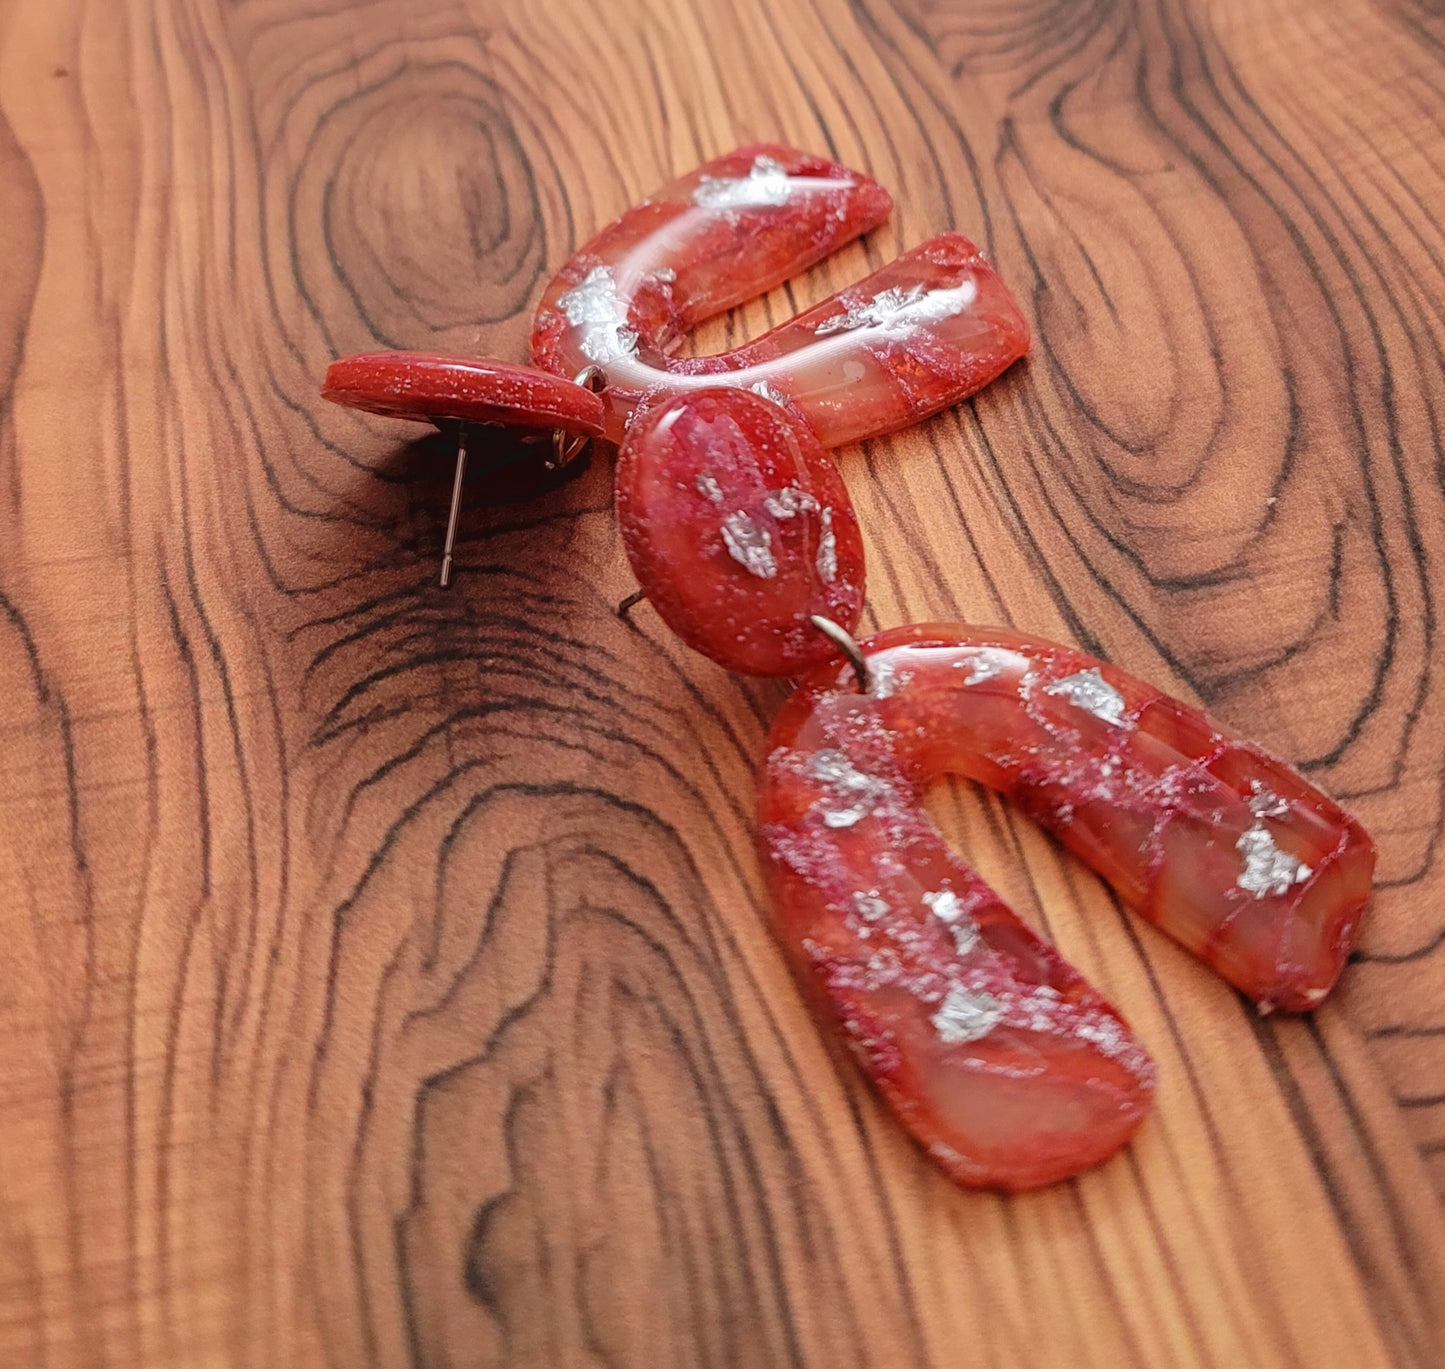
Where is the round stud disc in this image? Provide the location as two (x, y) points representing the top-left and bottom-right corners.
(323, 352), (607, 436)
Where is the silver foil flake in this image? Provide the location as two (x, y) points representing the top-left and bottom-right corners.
(815, 286), (919, 336)
(1248, 781), (1290, 819)
(931, 985), (1004, 1045)
(696, 473), (724, 504)
(1012, 984), (1063, 1035)
(1236, 824), (1313, 899)
(923, 889), (967, 923)
(558, 265), (637, 364)
(692, 154), (794, 210)
(816, 507), (838, 584)
(1009, 986), (1151, 1073)
(852, 890), (890, 921)
(869, 657), (913, 699)
(809, 749), (886, 828)
(962, 649), (1008, 686)
(1070, 1012), (1140, 1063)
(750, 380), (790, 407)
(813, 279), (978, 338)
(924, 889), (980, 955)
(763, 486), (817, 519)
(720, 510), (777, 578)
(948, 922), (980, 955)
(1043, 668), (1130, 728)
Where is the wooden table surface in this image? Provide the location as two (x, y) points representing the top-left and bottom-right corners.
(3, 0), (1445, 1365)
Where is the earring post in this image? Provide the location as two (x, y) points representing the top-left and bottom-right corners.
(439, 429), (469, 588)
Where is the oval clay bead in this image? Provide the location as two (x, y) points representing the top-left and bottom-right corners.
(615, 389), (865, 676)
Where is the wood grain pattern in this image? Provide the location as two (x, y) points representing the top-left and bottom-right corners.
(2, 0), (1444, 1364)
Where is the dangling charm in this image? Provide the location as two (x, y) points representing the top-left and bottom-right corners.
(756, 622), (1376, 1189)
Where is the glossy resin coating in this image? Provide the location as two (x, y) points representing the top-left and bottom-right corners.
(323, 352), (607, 435)
(758, 625), (1376, 1189)
(616, 389), (865, 675)
(531, 146), (1029, 445)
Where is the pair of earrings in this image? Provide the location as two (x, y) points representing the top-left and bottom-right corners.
(323, 145), (1375, 1190)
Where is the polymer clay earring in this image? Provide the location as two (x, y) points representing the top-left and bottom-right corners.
(530, 145), (1029, 447)
(318, 145), (1376, 1191)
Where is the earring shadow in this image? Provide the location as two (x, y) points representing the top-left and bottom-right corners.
(372, 423), (601, 508)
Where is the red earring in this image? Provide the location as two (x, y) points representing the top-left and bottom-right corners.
(318, 145), (1376, 1191)
(524, 145), (1029, 673)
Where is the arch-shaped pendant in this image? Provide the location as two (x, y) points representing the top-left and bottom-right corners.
(758, 624), (1375, 1188)
(531, 144), (1030, 446)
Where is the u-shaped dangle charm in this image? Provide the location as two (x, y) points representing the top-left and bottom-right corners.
(757, 622), (1376, 1188)
(530, 144), (1030, 446)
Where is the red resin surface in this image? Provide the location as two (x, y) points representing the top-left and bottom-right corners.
(616, 389), (865, 675)
(758, 624), (1376, 1189)
(531, 146), (1029, 445)
(322, 352), (606, 435)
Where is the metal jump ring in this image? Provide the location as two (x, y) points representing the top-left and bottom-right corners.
(810, 615), (871, 694)
(551, 365), (608, 467)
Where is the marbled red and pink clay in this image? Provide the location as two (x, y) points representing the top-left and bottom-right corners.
(757, 627), (1374, 1189)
